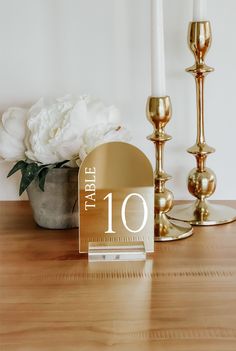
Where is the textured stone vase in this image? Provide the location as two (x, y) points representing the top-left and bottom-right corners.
(27, 168), (78, 229)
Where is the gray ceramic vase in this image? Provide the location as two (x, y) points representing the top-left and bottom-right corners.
(27, 168), (79, 229)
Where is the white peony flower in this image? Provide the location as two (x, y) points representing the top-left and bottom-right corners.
(78, 123), (132, 162)
(25, 95), (120, 164)
(0, 107), (28, 161)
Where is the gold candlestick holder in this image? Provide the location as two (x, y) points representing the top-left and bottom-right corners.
(147, 96), (193, 241)
(168, 21), (236, 225)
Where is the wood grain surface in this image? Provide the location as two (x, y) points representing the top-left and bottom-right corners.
(1, 201), (236, 351)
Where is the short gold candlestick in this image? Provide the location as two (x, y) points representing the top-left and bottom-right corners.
(168, 21), (236, 225)
(147, 96), (193, 241)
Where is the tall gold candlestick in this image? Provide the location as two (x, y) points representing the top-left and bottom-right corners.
(147, 96), (192, 241)
(168, 21), (236, 225)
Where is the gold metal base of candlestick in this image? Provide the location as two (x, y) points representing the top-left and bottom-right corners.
(168, 200), (236, 226)
(155, 214), (193, 241)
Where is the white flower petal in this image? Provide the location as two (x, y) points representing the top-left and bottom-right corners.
(0, 122), (26, 160)
(78, 123), (132, 161)
(2, 107), (27, 141)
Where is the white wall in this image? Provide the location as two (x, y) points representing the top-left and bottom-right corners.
(0, 0), (235, 200)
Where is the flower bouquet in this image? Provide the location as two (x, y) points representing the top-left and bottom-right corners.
(0, 95), (130, 228)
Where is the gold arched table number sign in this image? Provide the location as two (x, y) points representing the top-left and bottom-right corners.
(79, 142), (154, 262)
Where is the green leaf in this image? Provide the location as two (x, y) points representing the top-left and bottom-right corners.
(55, 160), (69, 168)
(7, 160), (27, 178)
(19, 163), (40, 196)
(38, 167), (49, 192)
(11, 159), (71, 196)
(38, 163), (50, 169)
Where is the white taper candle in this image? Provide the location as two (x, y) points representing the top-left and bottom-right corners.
(193, 0), (207, 21)
(151, 0), (166, 97)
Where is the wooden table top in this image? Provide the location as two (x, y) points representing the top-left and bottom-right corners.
(1, 201), (236, 351)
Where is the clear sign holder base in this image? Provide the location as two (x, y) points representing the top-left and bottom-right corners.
(88, 241), (146, 262)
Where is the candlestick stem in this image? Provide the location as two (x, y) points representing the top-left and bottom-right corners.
(196, 75), (205, 145)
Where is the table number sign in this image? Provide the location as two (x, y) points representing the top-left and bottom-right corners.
(79, 142), (154, 261)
